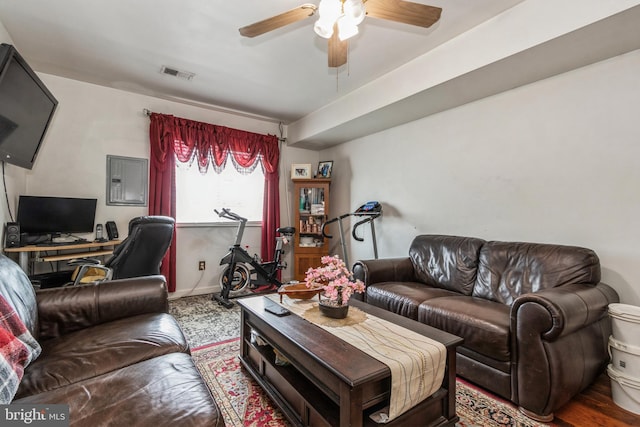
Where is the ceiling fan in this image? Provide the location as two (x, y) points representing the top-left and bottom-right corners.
(239, 0), (442, 68)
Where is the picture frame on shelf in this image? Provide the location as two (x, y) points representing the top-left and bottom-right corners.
(317, 161), (333, 178)
(291, 163), (312, 180)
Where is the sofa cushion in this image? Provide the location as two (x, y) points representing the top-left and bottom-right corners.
(0, 255), (38, 338)
(418, 296), (511, 362)
(16, 312), (189, 398)
(14, 352), (223, 426)
(409, 235), (485, 296)
(367, 282), (460, 320)
(473, 241), (601, 305)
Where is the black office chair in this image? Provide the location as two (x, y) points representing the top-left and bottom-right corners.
(71, 216), (175, 285)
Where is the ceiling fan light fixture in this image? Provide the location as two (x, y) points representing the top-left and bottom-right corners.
(337, 16), (359, 41)
(314, 0), (342, 38)
(237, 0), (444, 68)
(317, 0), (342, 22)
(314, 18), (334, 38)
(343, 0), (366, 25)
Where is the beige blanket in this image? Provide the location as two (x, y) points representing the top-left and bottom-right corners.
(272, 296), (446, 423)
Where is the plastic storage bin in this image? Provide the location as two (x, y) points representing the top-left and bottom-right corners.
(609, 336), (640, 378)
(608, 303), (640, 414)
(608, 303), (640, 343)
(607, 365), (640, 415)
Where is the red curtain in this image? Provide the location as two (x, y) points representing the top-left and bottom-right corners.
(148, 113), (280, 292)
(149, 115), (177, 293)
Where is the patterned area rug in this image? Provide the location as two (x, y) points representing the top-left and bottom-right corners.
(193, 338), (289, 427)
(169, 294), (242, 348)
(192, 338), (554, 427)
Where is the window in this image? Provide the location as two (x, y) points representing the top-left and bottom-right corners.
(175, 163), (264, 223)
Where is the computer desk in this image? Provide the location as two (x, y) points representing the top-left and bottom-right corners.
(4, 240), (121, 274)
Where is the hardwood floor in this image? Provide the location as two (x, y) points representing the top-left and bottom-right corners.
(554, 373), (639, 426)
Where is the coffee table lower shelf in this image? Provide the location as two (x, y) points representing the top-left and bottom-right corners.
(239, 339), (452, 427)
(238, 297), (461, 427)
(240, 341), (340, 426)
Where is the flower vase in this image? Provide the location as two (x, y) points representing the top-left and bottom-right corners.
(318, 300), (349, 319)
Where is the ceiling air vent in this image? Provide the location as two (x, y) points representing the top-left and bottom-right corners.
(160, 65), (195, 81)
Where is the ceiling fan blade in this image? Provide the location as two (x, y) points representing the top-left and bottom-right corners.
(364, 0), (442, 28)
(239, 4), (318, 37)
(328, 25), (348, 68)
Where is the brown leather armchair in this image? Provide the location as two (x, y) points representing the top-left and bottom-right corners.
(353, 235), (618, 422)
(0, 254), (222, 426)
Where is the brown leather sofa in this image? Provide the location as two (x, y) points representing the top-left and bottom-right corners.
(0, 254), (222, 426)
(353, 235), (618, 422)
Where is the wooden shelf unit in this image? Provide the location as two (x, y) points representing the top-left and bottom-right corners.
(292, 179), (330, 281)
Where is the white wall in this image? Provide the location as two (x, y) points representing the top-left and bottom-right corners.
(321, 49), (640, 306)
(13, 74), (318, 297)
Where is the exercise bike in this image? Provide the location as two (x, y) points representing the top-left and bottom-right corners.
(212, 208), (295, 308)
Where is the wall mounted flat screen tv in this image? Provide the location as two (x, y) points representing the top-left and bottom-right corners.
(0, 43), (58, 169)
(17, 196), (97, 236)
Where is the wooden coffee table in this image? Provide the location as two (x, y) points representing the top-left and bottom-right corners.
(237, 296), (462, 427)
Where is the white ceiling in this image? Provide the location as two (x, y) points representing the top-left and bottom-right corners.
(0, 0), (524, 123)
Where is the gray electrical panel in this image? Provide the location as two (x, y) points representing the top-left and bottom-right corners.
(106, 155), (148, 206)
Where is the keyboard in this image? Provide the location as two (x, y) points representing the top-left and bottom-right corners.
(36, 242), (69, 246)
(36, 239), (88, 247)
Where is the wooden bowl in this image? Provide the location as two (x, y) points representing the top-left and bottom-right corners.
(278, 283), (323, 302)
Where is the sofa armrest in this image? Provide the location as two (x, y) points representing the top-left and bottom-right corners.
(511, 282), (619, 417)
(511, 282), (618, 341)
(353, 257), (416, 286)
(36, 275), (169, 340)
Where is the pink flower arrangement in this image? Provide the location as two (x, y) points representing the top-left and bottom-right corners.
(305, 255), (365, 306)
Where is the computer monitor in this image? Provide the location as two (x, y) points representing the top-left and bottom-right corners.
(17, 195), (97, 237)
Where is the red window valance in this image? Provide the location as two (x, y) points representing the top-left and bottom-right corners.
(149, 113), (279, 175)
